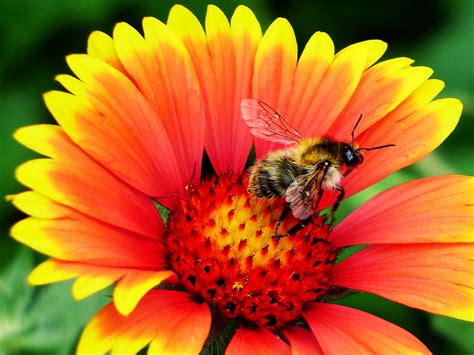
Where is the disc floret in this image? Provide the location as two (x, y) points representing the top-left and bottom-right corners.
(166, 174), (338, 329)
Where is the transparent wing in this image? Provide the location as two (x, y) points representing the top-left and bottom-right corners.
(241, 99), (303, 145)
(285, 166), (329, 220)
(285, 182), (313, 220)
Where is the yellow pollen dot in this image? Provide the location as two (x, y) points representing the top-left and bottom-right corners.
(233, 281), (244, 292)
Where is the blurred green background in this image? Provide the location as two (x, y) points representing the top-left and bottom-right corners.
(0, 0), (472, 354)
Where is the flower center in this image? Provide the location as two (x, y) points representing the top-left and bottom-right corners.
(165, 174), (337, 329)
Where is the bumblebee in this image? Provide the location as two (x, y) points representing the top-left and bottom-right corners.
(241, 99), (394, 220)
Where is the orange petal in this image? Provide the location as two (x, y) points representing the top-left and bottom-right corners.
(253, 17), (297, 113)
(15, 157), (163, 240)
(330, 244), (474, 321)
(229, 6), (262, 173)
(283, 326), (323, 355)
(11, 215), (166, 269)
(144, 16), (206, 183)
(331, 175), (474, 246)
(285, 32), (334, 135)
(304, 303), (431, 354)
(116, 17), (205, 186)
(252, 17), (297, 156)
(226, 327), (291, 355)
(77, 290), (211, 354)
(300, 41), (369, 139)
(341, 97), (462, 202)
(252, 39), (382, 161)
(167, 5), (208, 62)
(167, 5), (261, 174)
(328, 60), (433, 141)
(204, 5), (237, 174)
(48, 54), (188, 203)
(167, 5), (212, 118)
(14, 124), (164, 239)
(382, 78), (445, 122)
(203, 5), (259, 174)
(167, 6), (219, 173)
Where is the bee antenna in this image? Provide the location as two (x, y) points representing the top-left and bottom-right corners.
(351, 113), (363, 146)
(357, 144), (396, 152)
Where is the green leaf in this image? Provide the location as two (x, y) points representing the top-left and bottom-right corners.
(430, 315), (474, 354)
(154, 201), (171, 223)
(0, 248), (108, 354)
(0, 248), (35, 349)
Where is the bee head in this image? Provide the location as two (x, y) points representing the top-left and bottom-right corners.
(342, 144), (364, 167)
(345, 113), (395, 167)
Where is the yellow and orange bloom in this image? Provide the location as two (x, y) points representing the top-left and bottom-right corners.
(9, 4), (473, 354)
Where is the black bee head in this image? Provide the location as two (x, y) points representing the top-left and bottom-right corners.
(345, 113), (395, 168)
(342, 144), (364, 167)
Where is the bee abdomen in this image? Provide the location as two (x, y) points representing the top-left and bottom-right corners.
(248, 160), (292, 198)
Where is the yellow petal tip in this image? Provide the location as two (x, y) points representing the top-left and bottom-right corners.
(65, 53), (87, 67)
(235, 4), (253, 13)
(170, 3), (187, 11)
(207, 4), (222, 13)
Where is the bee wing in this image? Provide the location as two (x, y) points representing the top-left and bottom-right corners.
(285, 167), (328, 220)
(285, 181), (313, 220)
(241, 99), (303, 145)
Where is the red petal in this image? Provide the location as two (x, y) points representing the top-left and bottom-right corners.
(203, 5), (258, 174)
(226, 327), (291, 355)
(330, 244), (474, 321)
(113, 18), (206, 189)
(301, 40), (386, 138)
(331, 175), (474, 246)
(14, 125), (164, 239)
(341, 98), (462, 201)
(304, 303), (431, 354)
(11, 215), (166, 269)
(285, 32), (333, 138)
(252, 17), (297, 156)
(77, 290), (211, 354)
(47, 53), (193, 204)
(283, 326), (323, 355)
(327, 59), (432, 141)
(168, 5), (261, 174)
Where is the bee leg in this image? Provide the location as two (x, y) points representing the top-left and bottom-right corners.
(310, 162), (330, 213)
(330, 186), (345, 222)
(274, 205), (312, 240)
(274, 205), (291, 239)
(285, 216), (312, 236)
(312, 186), (325, 212)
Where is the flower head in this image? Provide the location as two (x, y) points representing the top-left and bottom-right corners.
(9, 4), (473, 354)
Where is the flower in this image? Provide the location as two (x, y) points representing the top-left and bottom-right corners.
(9, 4), (473, 354)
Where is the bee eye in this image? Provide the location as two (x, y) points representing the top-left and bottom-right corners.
(343, 147), (361, 167)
